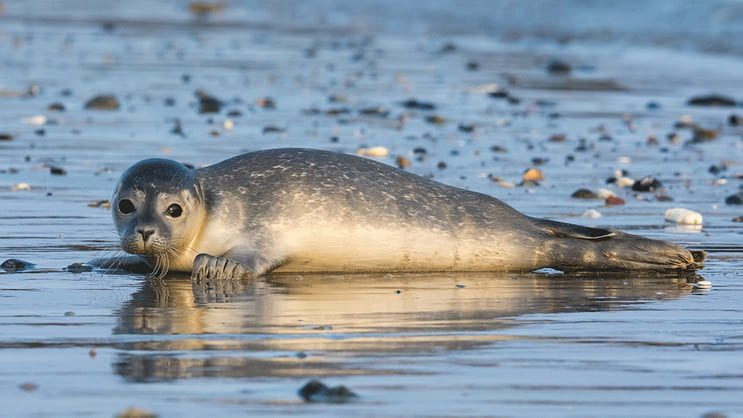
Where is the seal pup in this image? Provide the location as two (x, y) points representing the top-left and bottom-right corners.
(105, 148), (705, 282)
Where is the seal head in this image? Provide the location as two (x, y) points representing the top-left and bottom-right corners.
(112, 159), (204, 258)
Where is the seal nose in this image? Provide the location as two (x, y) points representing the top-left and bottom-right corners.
(137, 228), (155, 242)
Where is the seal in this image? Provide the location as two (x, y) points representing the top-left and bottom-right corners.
(103, 148), (705, 282)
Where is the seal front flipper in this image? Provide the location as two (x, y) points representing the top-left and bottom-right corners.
(87, 255), (152, 274)
(192, 253), (252, 283)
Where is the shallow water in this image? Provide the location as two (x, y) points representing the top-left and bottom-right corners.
(1, 1), (742, 417)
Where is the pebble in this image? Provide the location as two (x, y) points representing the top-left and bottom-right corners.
(437, 161), (447, 170)
(50, 166), (67, 176)
(0, 133), (14, 141)
(730, 114), (740, 126)
(195, 90), (222, 113)
(115, 407), (158, 418)
(1, 258), (36, 272)
(23, 115), (47, 125)
(19, 382), (39, 392)
(458, 123), (475, 133)
(400, 99), (435, 110)
(582, 209), (602, 219)
(547, 59), (571, 75)
(548, 134), (567, 142)
(632, 176), (662, 192)
(687, 94), (736, 107)
(522, 168), (544, 182)
(615, 177), (635, 188)
(732, 216), (743, 222)
(11, 182), (32, 192)
(87, 200), (111, 208)
(693, 280), (712, 289)
(571, 188), (598, 199)
(298, 380), (358, 403)
(356, 146), (389, 158)
(425, 115), (446, 125)
(256, 97), (276, 109)
(725, 194), (742, 205)
(223, 119), (234, 130)
(692, 126), (718, 143)
(262, 125), (284, 134)
(605, 196), (625, 206)
(84, 94), (120, 110)
(47, 102), (65, 112)
(596, 188), (616, 199)
(664, 208), (703, 225)
(395, 156), (412, 169)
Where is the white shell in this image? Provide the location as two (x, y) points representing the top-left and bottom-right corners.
(693, 280), (712, 289)
(664, 208), (703, 225)
(356, 146), (390, 158)
(582, 209), (602, 219)
(596, 188), (616, 199)
(616, 177), (635, 188)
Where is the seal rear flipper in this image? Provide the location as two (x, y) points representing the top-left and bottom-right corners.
(531, 217), (616, 240)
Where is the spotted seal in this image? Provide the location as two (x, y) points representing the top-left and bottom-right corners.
(103, 148), (705, 281)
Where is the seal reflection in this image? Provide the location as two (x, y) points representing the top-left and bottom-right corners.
(113, 272), (702, 382)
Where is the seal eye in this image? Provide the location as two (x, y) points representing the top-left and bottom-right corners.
(167, 204), (183, 218)
(118, 199), (135, 214)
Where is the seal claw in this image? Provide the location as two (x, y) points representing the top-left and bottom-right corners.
(191, 253), (253, 283)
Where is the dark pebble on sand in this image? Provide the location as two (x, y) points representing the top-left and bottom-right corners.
(632, 176), (662, 192)
(571, 188), (598, 199)
(0, 133), (13, 141)
(426, 115), (446, 125)
(1, 258), (36, 272)
(605, 196), (625, 206)
(458, 123), (475, 133)
(656, 194), (674, 202)
(396, 156), (412, 169)
(19, 382), (39, 392)
(646, 101), (661, 110)
(256, 97), (276, 109)
(50, 166), (67, 176)
(547, 59), (571, 75)
(325, 107), (351, 116)
(548, 134), (567, 143)
(195, 90), (222, 113)
(262, 125), (285, 134)
(466, 60), (479, 71)
(729, 114), (740, 126)
(692, 126), (718, 143)
(47, 102), (65, 112)
(296, 351), (308, 359)
(84, 94), (120, 110)
(163, 97), (175, 107)
(400, 99), (436, 111)
(66, 263), (93, 273)
(726, 194), (743, 205)
(298, 380), (358, 403)
(35, 129), (45, 136)
(687, 94), (737, 107)
(359, 107), (389, 117)
(490, 145), (508, 153)
(437, 161), (447, 169)
(487, 89), (510, 99)
(732, 216), (743, 222)
(226, 109), (242, 117)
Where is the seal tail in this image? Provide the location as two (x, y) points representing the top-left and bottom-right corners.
(532, 218), (706, 271)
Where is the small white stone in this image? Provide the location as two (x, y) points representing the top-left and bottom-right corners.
(22, 115), (47, 125)
(693, 280), (712, 289)
(11, 182), (31, 191)
(617, 156), (632, 164)
(223, 119), (234, 130)
(596, 188), (616, 199)
(616, 177), (635, 188)
(664, 208), (703, 225)
(356, 146), (389, 158)
(582, 209), (602, 219)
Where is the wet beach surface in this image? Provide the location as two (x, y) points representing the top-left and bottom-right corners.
(1, 1), (742, 417)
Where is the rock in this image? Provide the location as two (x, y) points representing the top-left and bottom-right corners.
(487, 88), (510, 99)
(730, 114), (741, 126)
(189, 2), (225, 18)
(87, 200), (111, 208)
(359, 107), (389, 117)
(458, 123), (475, 133)
(395, 156), (411, 169)
(725, 193), (743, 205)
(466, 60), (479, 71)
(11, 182), (31, 192)
(596, 188), (616, 199)
(632, 176), (662, 192)
(356, 146), (389, 158)
(522, 168), (544, 182)
(732, 216), (743, 222)
(1, 258), (36, 272)
(664, 208), (703, 225)
(436, 161), (447, 170)
(256, 97), (276, 109)
(581, 209), (602, 219)
(692, 126), (718, 143)
(262, 125), (284, 134)
(605, 196), (625, 206)
(547, 59), (571, 75)
(687, 94), (736, 107)
(49, 166), (67, 176)
(47, 102), (65, 112)
(223, 119), (234, 130)
(19, 382), (39, 392)
(571, 188), (598, 199)
(298, 380), (358, 403)
(115, 407), (158, 418)
(195, 90), (222, 113)
(425, 115), (446, 125)
(0, 133), (13, 141)
(489, 145), (508, 153)
(548, 134), (567, 143)
(399, 99), (435, 111)
(84, 94), (119, 110)
(66, 263), (93, 273)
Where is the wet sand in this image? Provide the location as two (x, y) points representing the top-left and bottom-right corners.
(1, 1), (742, 417)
